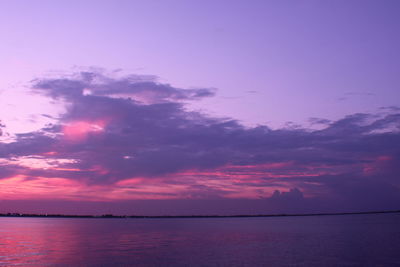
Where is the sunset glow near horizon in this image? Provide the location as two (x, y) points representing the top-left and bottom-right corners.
(1, 0), (400, 215)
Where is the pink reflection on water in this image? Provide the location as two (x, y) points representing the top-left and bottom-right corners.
(0, 218), (85, 265)
(0, 215), (399, 266)
(0, 217), (172, 266)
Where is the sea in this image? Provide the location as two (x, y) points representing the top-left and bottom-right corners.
(0, 213), (399, 266)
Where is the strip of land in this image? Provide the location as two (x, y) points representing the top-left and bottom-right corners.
(0, 210), (399, 219)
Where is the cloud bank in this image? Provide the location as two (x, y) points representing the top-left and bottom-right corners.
(1, 70), (400, 214)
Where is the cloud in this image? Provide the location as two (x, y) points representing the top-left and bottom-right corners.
(33, 71), (215, 104)
(0, 70), (399, 213)
(271, 188), (304, 201)
(0, 120), (4, 136)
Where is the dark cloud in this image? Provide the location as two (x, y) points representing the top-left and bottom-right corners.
(271, 188), (304, 201)
(0, 164), (24, 179)
(33, 71), (215, 104)
(0, 121), (4, 134)
(1, 70), (400, 212)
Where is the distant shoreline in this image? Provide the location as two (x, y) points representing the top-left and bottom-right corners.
(1, 210), (399, 219)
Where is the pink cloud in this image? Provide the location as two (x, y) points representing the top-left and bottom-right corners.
(62, 119), (108, 142)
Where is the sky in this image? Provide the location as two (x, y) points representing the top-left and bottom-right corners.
(0, 0), (400, 215)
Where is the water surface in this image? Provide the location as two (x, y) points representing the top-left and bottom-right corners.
(1, 213), (399, 266)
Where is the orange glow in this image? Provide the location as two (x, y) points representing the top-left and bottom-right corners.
(0, 159), (337, 201)
(90, 165), (110, 175)
(0, 175), (82, 200)
(177, 161), (336, 181)
(42, 151), (58, 156)
(363, 155), (393, 175)
(62, 120), (108, 142)
(223, 162), (294, 170)
(0, 175), (189, 201)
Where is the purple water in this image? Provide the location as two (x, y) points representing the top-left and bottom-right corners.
(0, 213), (399, 266)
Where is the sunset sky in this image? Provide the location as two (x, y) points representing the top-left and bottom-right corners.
(1, 0), (400, 215)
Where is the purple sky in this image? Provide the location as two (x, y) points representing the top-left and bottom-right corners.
(0, 0), (400, 215)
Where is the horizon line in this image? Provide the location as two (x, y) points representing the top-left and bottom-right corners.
(1, 210), (399, 219)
